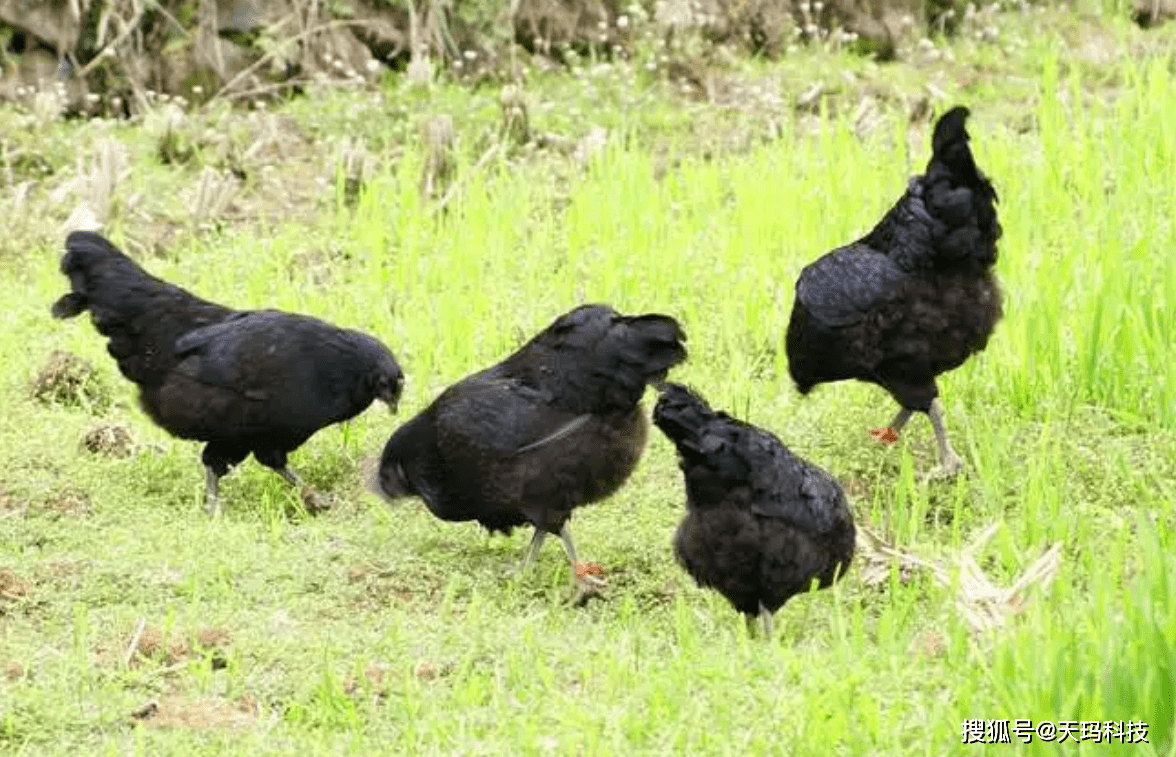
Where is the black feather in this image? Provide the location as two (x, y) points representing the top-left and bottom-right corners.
(653, 383), (855, 620)
(786, 105), (1004, 412)
(375, 304), (688, 538)
(51, 231), (404, 504)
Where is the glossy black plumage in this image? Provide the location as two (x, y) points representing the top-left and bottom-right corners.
(653, 383), (855, 634)
(786, 106), (1003, 476)
(375, 304), (687, 599)
(52, 231), (404, 513)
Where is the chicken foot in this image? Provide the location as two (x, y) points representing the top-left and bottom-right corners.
(870, 400), (964, 480)
(920, 398), (965, 481)
(275, 466), (332, 512)
(870, 407), (913, 444)
(519, 525), (605, 605)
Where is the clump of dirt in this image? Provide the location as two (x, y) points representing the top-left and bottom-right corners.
(345, 563), (422, 610)
(30, 350), (111, 411)
(80, 423), (136, 458)
(5, 661), (24, 681)
(133, 627), (186, 665)
(0, 488), (28, 517)
(39, 487), (92, 518)
(341, 662), (388, 705)
(129, 624), (231, 669)
(0, 568), (31, 605)
(343, 658), (452, 704)
(195, 627), (232, 649)
(36, 558), (90, 585)
(414, 660), (453, 680)
(130, 695), (260, 730)
(909, 629), (947, 659)
(343, 663), (390, 699)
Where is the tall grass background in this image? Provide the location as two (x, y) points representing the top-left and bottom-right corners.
(1, 22), (1174, 757)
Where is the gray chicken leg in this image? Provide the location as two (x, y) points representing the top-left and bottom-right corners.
(920, 398), (965, 481)
(204, 466), (222, 517)
(871, 400), (965, 481)
(518, 525), (605, 605)
(275, 466), (332, 511)
(520, 527), (547, 569)
(745, 602), (775, 639)
(559, 524), (606, 606)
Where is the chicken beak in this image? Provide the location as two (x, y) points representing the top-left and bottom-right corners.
(382, 375), (404, 413)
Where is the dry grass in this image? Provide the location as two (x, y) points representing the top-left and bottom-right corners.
(856, 523), (1063, 634)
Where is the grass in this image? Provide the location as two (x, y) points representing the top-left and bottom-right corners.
(2, 5), (1175, 755)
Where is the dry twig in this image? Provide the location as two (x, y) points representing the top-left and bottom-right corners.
(124, 618), (147, 667)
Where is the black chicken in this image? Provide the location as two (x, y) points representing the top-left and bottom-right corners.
(786, 105), (1003, 479)
(52, 231), (404, 515)
(653, 383), (855, 637)
(373, 304), (687, 603)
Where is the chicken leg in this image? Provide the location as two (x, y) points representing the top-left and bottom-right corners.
(520, 527), (547, 569)
(871, 400), (965, 480)
(744, 602), (775, 639)
(920, 398), (965, 481)
(559, 523), (606, 606)
(518, 525), (605, 605)
(202, 444), (247, 517)
(275, 466), (332, 512)
(204, 466), (223, 517)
